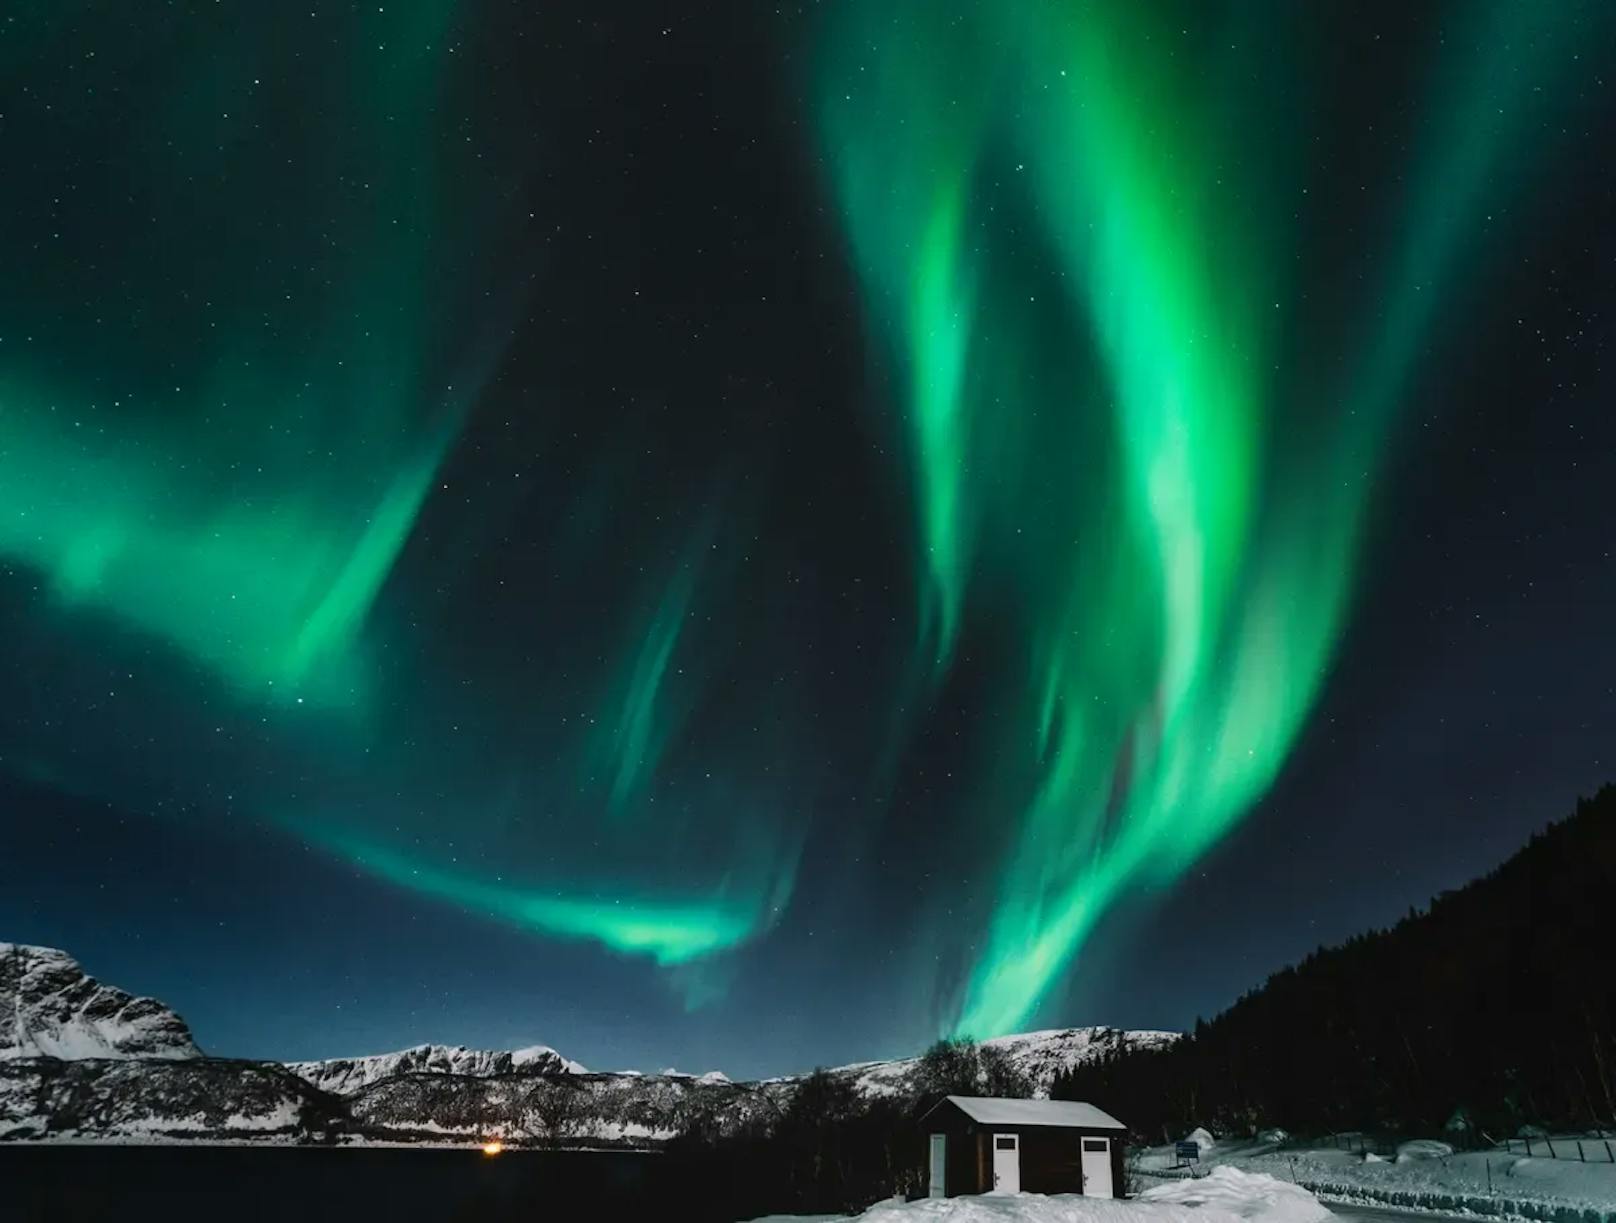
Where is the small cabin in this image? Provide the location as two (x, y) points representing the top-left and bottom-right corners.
(918, 1095), (1127, 1198)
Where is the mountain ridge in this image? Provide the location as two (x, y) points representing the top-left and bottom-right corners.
(286, 1042), (589, 1095)
(0, 942), (199, 1061)
(0, 940), (1175, 1144)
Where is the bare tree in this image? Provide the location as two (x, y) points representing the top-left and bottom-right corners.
(916, 1037), (1031, 1100)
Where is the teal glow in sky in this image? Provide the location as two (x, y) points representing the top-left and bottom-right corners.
(0, 3), (471, 706)
(813, 0), (1602, 1034)
(1, 0), (1611, 1069)
(0, 3), (804, 985)
(304, 828), (794, 967)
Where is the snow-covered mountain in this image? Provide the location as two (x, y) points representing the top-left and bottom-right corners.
(0, 943), (199, 1061)
(286, 1027), (1174, 1103)
(339, 1067), (777, 1144)
(819, 1026), (1179, 1100)
(286, 1043), (587, 1094)
(0, 941), (1178, 1145)
(265, 1027), (1176, 1144)
(0, 1056), (336, 1142)
(657, 1067), (730, 1082)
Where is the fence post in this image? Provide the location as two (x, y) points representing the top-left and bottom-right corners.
(1578, 1141), (1585, 1163)
(1524, 1138), (1532, 1157)
(1485, 1158), (1492, 1196)
(1545, 1138), (1557, 1159)
(1605, 1140), (1614, 1163)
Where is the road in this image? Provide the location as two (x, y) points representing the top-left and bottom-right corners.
(1327, 1205), (1474, 1223)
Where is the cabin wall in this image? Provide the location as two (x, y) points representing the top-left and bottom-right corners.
(940, 1129), (985, 1195)
(920, 1101), (1127, 1199)
(967, 1128), (1128, 1197)
(1019, 1127), (1085, 1194)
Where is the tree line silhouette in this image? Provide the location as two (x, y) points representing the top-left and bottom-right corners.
(676, 787), (1616, 1214)
(1053, 786), (1616, 1144)
(669, 1037), (1034, 1215)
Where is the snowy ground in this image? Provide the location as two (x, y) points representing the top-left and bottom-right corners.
(1136, 1134), (1616, 1222)
(748, 1166), (1332, 1223)
(744, 1148), (1616, 1223)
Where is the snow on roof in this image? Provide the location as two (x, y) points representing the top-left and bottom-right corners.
(934, 1095), (1126, 1129)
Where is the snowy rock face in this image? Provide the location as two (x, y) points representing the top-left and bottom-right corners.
(977, 1027), (1179, 1096)
(0, 1057), (338, 1141)
(289, 1025), (1175, 1110)
(830, 1026), (1180, 1100)
(344, 1069), (776, 1144)
(0, 943), (199, 1061)
(286, 1025), (1178, 1133)
(286, 1043), (587, 1095)
(0, 939), (1182, 1146)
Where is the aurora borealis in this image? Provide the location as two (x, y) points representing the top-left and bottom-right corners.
(3, 1), (1614, 1074)
(1, 2), (475, 705)
(817, 0), (1608, 1036)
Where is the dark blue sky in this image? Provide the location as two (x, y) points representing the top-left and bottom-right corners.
(1, 0), (1612, 1081)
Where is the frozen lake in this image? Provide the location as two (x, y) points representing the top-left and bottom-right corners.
(2, 1144), (699, 1222)
(3, 1146), (1499, 1223)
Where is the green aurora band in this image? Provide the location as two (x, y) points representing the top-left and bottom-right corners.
(814, 0), (1599, 1035)
(0, 2), (470, 706)
(284, 538), (800, 971)
(0, 3), (798, 980)
(300, 827), (796, 968)
(3, 0), (1604, 1024)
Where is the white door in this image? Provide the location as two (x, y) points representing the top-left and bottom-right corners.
(1081, 1136), (1113, 1197)
(992, 1132), (1020, 1193)
(929, 1133), (946, 1197)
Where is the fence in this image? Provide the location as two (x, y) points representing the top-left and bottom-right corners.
(1319, 1132), (1383, 1156)
(1499, 1135), (1616, 1163)
(1311, 1129), (1616, 1163)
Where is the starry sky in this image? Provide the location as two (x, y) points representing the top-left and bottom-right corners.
(1, 1), (1612, 1080)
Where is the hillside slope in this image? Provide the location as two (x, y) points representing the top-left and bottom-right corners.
(0, 1057), (338, 1141)
(0, 941), (1171, 1144)
(1056, 785), (1616, 1138)
(815, 1026), (1178, 1100)
(286, 1043), (586, 1094)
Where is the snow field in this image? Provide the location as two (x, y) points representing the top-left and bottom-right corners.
(1138, 1132), (1616, 1222)
(748, 1167), (1329, 1223)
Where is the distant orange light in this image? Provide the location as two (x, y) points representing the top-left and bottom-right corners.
(482, 1141), (504, 1156)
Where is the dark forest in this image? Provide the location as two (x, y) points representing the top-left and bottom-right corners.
(1055, 787), (1616, 1142)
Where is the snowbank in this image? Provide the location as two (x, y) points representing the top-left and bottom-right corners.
(753, 1201), (1253, 1223)
(1140, 1168), (1332, 1223)
(1137, 1136), (1616, 1223)
(749, 1167), (1329, 1223)
(1393, 1140), (1453, 1164)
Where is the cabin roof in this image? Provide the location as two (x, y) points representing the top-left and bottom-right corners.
(925, 1095), (1127, 1130)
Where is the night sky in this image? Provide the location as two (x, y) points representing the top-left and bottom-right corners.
(1, 1), (1612, 1081)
